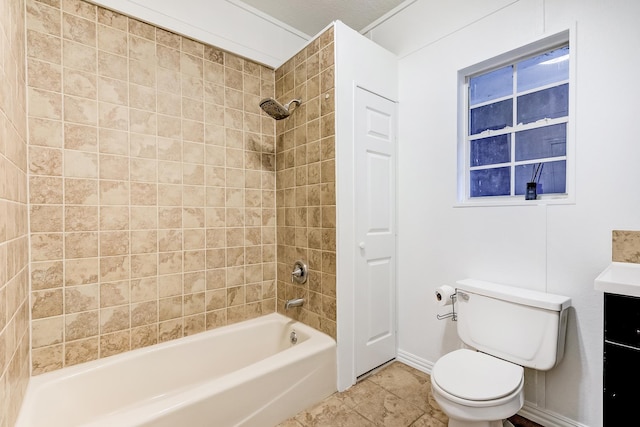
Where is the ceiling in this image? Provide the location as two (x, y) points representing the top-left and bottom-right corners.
(235, 0), (411, 37)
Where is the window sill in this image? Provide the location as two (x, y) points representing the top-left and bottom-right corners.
(454, 195), (575, 208)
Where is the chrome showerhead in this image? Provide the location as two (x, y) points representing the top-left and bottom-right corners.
(259, 98), (302, 120)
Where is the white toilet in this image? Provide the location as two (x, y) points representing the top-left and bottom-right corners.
(431, 279), (571, 427)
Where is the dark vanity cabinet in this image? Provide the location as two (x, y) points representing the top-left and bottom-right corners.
(603, 293), (640, 425)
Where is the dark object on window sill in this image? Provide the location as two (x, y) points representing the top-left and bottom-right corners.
(525, 182), (537, 200)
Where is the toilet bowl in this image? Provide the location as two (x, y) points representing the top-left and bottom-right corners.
(430, 279), (571, 427)
(431, 349), (524, 427)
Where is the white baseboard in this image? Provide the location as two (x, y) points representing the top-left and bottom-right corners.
(396, 349), (590, 427)
(519, 404), (590, 427)
(396, 349), (433, 374)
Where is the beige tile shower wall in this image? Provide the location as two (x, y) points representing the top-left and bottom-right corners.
(612, 230), (640, 263)
(0, 0), (31, 425)
(26, 0), (277, 374)
(274, 27), (336, 338)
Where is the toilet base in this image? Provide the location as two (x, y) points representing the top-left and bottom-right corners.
(448, 419), (514, 427)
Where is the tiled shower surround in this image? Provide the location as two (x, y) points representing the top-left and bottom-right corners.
(1, 0), (30, 424)
(26, 0), (280, 373)
(25, 0), (337, 378)
(274, 28), (336, 338)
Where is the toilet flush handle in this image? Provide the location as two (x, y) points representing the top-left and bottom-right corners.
(457, 291), (469, 301)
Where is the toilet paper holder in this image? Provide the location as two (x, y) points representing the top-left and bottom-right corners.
(436, 293), (458, 321)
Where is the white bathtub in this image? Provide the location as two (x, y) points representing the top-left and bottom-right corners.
(16, 313), (337, 427)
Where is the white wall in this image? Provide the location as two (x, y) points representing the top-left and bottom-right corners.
(366, 0), (640, 426)
(90, 0), (309, 67)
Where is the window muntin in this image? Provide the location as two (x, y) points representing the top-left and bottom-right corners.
(465, 45), (570, 200)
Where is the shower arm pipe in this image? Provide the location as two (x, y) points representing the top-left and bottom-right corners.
(285, 99), (301, 110)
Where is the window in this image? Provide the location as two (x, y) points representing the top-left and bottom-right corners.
(461, 42), (571, 202)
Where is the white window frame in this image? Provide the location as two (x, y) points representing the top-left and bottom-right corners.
(456, 28), (576, 207)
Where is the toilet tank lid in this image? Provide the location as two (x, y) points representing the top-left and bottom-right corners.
(456, 279), (571, 311)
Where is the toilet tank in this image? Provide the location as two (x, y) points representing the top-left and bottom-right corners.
(455, 279), (571, 370)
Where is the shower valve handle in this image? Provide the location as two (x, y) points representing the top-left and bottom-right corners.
(291, 260), (308, 284)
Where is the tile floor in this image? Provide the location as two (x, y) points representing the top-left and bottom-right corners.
(278, 361), (542, 427)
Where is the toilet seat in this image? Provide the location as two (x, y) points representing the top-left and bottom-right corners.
(432, 349), (523, 402)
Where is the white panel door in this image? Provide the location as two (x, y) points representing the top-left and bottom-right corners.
(354, 87), (397, 377)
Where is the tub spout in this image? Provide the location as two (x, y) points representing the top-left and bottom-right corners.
(284, 298), (304, 309)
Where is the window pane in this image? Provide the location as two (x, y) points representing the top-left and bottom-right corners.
(518, 46), (569, 93)
(469, 65), (513, 106)
(470, 134), (511, 166)
(470, 167), (510, 197)
(515, 160), (566, 195)
(470, 99), (513, 135)
(517, 83), (568, 125)
(515, 123), (566, 161)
